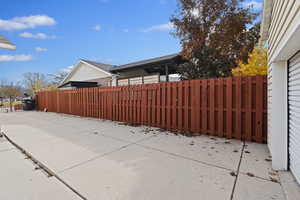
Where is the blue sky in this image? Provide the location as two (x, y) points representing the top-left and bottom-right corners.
(0, 0), (262, 82)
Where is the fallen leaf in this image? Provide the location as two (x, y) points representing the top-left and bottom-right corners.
(246, 172), (255, 177)
(270, 177), (279, 183)
(230, 171), (237, 176)
(269, 172), (277, 176)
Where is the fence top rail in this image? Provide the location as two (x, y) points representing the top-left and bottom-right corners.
(36, 75), (267, 94)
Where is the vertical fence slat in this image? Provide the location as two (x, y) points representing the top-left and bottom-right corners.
(209, 79), (215, 136)
(226, 78), (233, 139)
(172, 83), (178, 130)
(256, 76), (264, 143)
(184, 81), (189, 132)
(245, 77), (252, 141)
(218, 79), (224, 137)
(202, 80), (208, 134)
(195, 80), (201, 134)
(178, 81), (183, 131)
(157, 84), (161, 127)
(236, 77), (242, 140)
(191, 81), (197, 133)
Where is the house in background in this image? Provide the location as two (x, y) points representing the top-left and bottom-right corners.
(58, 54), (184, 89)
(0, 36), (16, 50)
(58, 60), (116, 89)
(261, 0), (300, 184)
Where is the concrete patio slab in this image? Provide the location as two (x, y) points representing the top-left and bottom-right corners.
(279, 171), (300, 200)
(3, 124), (59, 144)
(138, 133), (243, 171)
(0, 139), (14, 151)
(0, 148), (80, 200)
(59, 144), (235, 200)
(240, 142), (276, 180)
(0, 111), (290, 200)
(97, 124), (160, 143)
(233, 174), (285, 200)
(2, 111), (158, 144)
(3, 125), (98, 172)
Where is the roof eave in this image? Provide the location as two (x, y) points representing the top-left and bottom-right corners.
(111, 53), (181, 72)
(260, 0), (273, 43)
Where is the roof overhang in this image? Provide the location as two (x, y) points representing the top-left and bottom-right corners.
(110, 54), (184, 73)
(260, 0), (273, 43)
(81, 60), (113, 76)
(58, 81), (98, 89)
(0, 36), (16, 50)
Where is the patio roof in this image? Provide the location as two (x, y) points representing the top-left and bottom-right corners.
(58, 81), (98, 89)
(110, 53), (182, 72)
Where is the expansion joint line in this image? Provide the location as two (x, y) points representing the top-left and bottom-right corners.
(230, 140), (246, 200)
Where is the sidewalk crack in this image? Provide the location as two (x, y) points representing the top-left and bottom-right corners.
(230, 140), (246, 200)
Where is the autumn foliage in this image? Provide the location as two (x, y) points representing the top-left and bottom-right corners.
(232, 48), (268, 76)
(171, 0), (260, 79)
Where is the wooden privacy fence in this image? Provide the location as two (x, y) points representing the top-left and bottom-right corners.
(36, 75), (267, 143)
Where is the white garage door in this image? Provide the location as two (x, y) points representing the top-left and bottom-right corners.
(288, 51), (300, 184)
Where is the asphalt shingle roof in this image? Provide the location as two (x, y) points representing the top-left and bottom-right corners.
(81, 59), (116, 73)
(110, 53), (180, 72)
(80, 53), (181, 74)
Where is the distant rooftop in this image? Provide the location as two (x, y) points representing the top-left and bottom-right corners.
(110, 53), (180, 72)
(81, 59), (116, 73)
(81, 53), (182, 74)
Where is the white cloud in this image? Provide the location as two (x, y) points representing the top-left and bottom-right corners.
(0, 54), (33, 62)
(142, 23), (174, 32)
(0, 15), (56, 31)
(60, 65), (74, 73)
(243, 1), (263, 10)
(19, 32), (56, 39)
(94, 25), (102, 31)
(35, 47), (47, 52)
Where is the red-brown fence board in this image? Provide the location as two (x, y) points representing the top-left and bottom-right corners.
(36, 75), (267, 143)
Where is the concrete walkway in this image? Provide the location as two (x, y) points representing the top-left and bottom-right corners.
(0, 111), (287, 200)
(0, 136), (80, 200)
